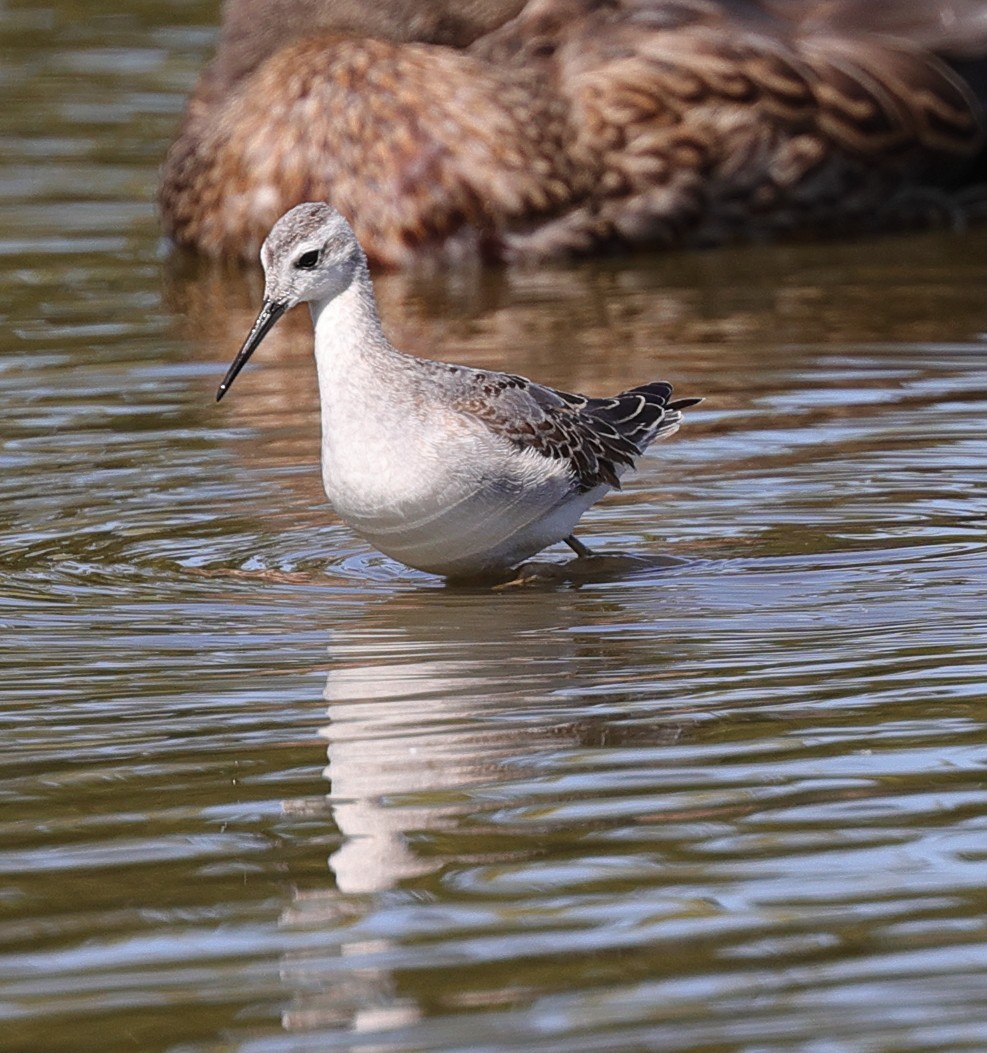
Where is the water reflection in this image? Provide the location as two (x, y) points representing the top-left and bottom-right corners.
(318, 587), (692, 895)
(279, 585), (691, 1038)
(320, 600), (569, 894)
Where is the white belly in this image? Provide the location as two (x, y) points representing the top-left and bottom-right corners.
(349, 479), (602, 578)
(321, 408), (597, 577)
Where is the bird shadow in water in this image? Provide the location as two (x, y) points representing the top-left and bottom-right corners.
(451, 551), (690, 590)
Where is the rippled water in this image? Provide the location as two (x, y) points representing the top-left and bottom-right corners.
(3, 4), (987, 1052)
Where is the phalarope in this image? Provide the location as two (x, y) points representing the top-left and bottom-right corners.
(217, 202), (701, 580)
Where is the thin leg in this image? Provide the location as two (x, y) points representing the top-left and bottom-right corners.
(564, 534), (595, 558)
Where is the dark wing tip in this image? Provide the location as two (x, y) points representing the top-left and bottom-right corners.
(669, 396), (704, 411)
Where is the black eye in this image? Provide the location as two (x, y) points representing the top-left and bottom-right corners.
(295, 249), (320, 269)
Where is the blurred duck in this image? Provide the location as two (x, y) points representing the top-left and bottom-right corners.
(160, 0), (987, 267)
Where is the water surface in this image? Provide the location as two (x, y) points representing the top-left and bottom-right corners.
(2, 4), (987, 1052)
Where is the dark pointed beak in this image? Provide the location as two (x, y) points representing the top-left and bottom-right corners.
(216, 299), (289, 401)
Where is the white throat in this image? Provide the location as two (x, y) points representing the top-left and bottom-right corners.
(305, 260), (403, 491)
(307, 260), (385, 384)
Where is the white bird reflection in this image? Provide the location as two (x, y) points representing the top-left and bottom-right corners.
(319, 592), (591, 894)
(277, 586), (639, 1037)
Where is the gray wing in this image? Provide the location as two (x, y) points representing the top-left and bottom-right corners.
(425, 361), (699, 493)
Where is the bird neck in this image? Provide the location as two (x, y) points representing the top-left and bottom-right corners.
(309, 260), (393, 379)
(308, 259), (401, 448)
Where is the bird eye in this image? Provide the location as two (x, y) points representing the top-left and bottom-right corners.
(295, 249), (320, 269)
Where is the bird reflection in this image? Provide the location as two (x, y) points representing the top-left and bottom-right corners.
(319, 591), (586, 893)
(277, 585), (689, 1034)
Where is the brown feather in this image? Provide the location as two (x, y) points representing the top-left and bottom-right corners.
(159, 0), (987, 265)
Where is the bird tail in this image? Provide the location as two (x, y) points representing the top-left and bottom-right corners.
(586, 383), (702, 452)
(656, 394), (704, 442)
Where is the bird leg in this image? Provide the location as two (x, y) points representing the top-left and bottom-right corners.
(564, 534), (595, 558)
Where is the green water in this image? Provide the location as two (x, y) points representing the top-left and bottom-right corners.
(2, 3), (987, 1051)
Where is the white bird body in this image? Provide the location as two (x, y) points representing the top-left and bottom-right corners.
(217, 202), (700, 580)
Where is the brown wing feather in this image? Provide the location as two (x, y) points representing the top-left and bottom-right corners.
(443, 366), (696, 493)
(161, 35), (591, 265)
(162, 0), (987, 264)
(490, 0), (987, 255)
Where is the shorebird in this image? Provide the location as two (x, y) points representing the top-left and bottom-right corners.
(216, 203), (701, 580)
(162, 0), (987, 266)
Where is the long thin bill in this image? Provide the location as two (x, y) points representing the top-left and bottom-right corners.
(216, 299), (288, 401)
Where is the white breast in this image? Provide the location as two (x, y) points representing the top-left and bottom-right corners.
(322, 402), (588, 576)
